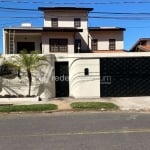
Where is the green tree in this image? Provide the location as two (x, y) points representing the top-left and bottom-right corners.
(6, 50), (47, 96)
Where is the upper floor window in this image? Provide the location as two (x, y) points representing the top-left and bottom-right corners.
(109, 39), (116, 50)
(91, 39), (98, 51)
(74, 18), (81, 27)
(51, 18), (58, 27)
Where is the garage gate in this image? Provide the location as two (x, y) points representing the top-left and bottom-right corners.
(100, 57), (150, 97)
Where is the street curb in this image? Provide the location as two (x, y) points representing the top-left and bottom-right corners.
(1, 108), (150, 115)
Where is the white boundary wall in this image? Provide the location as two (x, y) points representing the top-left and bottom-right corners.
(1, 52), (150, 100)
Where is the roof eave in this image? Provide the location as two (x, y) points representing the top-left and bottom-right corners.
(4, 27), (43, 31)
(38, 7), (93, 11)
(43, 27), (83, 32)
(88, 27), (126, 31)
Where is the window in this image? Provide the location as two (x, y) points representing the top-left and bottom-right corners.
(75, 39), (81, 53)
(51, 18), (58, 27)
(84, 68), (89, 76)
(91, 39), (98, 51)
(17, 42), (35, 54)
(109, 39), (116, 50)
(74, 18), (81, 27)
(49, 39), (68, 52)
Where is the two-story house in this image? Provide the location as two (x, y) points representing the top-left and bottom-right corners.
(1, 7), (128, 99)
(3, 7), (150, 99)
(3, 7), (125, 54)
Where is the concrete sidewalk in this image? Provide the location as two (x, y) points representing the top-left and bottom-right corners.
(49, 97), (150, 111)
(1, 97), (150, 112)
(106, 97), (150, 111)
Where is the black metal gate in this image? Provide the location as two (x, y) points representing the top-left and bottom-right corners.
(55, 62), (69, 97)
(100, 57), (150, 97)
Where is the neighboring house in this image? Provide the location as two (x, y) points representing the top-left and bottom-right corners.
(3, 7), (125, 54)
(130, 38), (150, 52)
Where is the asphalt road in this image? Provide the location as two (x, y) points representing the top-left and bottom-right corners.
(0, 112), (150, 150)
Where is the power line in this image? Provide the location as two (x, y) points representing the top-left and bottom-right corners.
(0, 7), (37, 11)
(1, 5), (150, 25)
(91, 12), (150, 15)
(1, 16), (150, 20)
(1, 7), (150, 16)
(0, 16), (42, 19)
(0, 0), (53, 4)
(0, 1), (150, 4)
(0, 17), (41, 26)
(89, 16), (150, 20)
(0, 10), (150, 20)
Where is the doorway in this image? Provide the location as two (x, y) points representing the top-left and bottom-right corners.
(55, 62), (69, 97)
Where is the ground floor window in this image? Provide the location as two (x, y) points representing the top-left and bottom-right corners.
(49, 39), (68, 52)
(17, 42), (35, 53)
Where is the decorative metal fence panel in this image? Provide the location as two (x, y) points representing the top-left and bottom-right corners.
(100, 57), (150, 97)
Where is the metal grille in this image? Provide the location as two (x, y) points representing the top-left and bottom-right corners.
(74, 18), (81, 27)
(100, 57), (150, 97)
(49, 39), (68, 52)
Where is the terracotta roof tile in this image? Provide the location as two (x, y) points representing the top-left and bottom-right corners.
(138, 45), (150, 52)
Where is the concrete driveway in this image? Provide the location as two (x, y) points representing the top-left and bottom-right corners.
(102, 97), (150, 111)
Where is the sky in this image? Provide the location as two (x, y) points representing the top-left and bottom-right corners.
(1, 0), (150, 53)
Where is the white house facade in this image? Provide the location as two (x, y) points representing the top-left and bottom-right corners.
(3, 7), (125, 54)
(2, 7), (137, 100)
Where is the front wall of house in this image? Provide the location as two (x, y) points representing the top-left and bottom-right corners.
(68, 58), (100, 98)
(44, 11), (88, 28)
(90, 30), (124, 50)
(2, 53), (150, 99)
(44, 11), (89, 51)
(0, 54), (101, 99)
